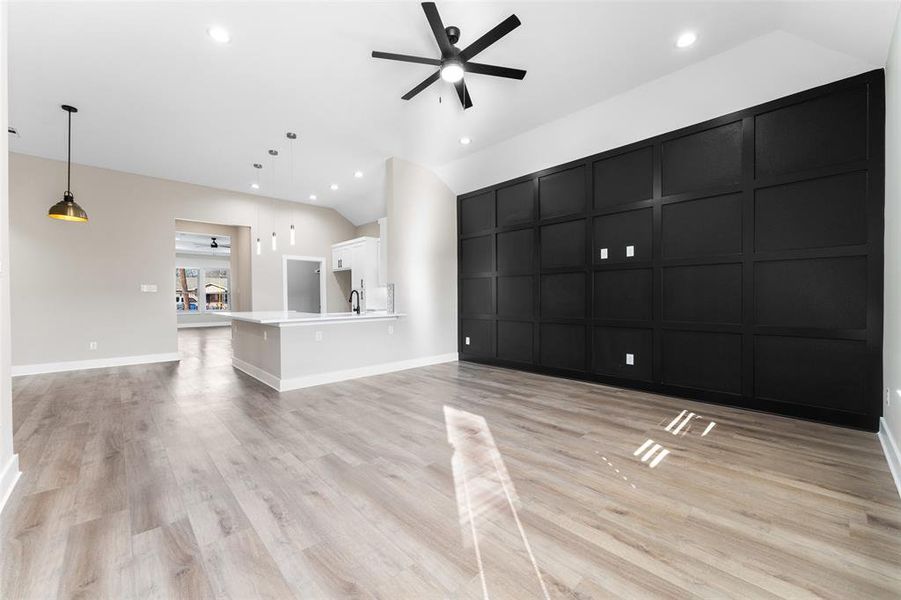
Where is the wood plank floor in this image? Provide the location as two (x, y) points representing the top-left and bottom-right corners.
(2, 327), (900, 599)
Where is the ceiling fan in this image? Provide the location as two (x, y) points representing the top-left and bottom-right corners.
(371, 2), (526, 110)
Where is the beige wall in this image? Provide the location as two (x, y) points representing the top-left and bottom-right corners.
(9, 153), (356, 367)
(385, 157), (457, 360)
(883, 8), (901, 484)
(354, 221), (380, 238)
(0, 1), (19, 512)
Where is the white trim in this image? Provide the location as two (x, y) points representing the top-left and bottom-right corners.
(878, 417), (901, 500)
(233, 352), (458, 392)
(177, 321), (231, 329)
(0, 453), (20, 515)
(231, 356), (282, 390)
(11, 352), (181, 376)
(282, 255), (327, 313)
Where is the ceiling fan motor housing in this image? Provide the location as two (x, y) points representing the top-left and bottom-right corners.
(445, 25), (460, 46)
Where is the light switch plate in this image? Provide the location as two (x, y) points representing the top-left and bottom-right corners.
(625, 353), (635, 366)
(600, 248), (608, 260)
(388, 325), (395, 335)
(140, 283), (158, 293)
(315, 331), (323, 342)
(465, 336), (471, 346)
(625, 245), (635, 258)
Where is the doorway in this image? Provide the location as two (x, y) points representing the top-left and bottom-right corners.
(283, 255), (326, 313)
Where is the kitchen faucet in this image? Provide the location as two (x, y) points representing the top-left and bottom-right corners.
(349, 289), (361, 315)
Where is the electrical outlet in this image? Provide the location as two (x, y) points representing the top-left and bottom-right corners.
(89, 341), (98, 350)
(315, 331), (323, 342)
(388, 325), (395, 335)
(887, 387), (891, 407)
(599, 248), (608, 260)
(625, 245), (635, 258)
(465, 336), (471, 346)
(625, 353), (634, 366)
(263, 330), (267, 341)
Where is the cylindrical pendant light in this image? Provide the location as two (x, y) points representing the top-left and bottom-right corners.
(268, 149), (279, 250)
(253, 163), (263, 255)
(48, 105), (88, 222)
(287, 132), (297, 245)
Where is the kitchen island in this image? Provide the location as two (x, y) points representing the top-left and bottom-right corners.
(223, 311), (453, 391)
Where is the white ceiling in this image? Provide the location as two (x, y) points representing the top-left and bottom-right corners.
(8, 1), (899, 225)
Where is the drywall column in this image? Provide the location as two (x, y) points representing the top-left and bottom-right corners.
(0, 0), (21, 512)
(385, 158), (458, 362)
(882, 8), (901, 495)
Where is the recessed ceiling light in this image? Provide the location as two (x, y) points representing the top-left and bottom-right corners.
(354, 171), (363, 178)
(251, 183), (259, 190)
(676, 31), (697, 48)
(207, 26), (231, 44)
(309, 194), (317, 201)
(459, 136), (472, 145)
(330, 184), (339, 191)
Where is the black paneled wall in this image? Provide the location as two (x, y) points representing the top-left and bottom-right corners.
(457, 70), (885, 430)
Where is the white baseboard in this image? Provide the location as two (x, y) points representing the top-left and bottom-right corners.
(11, 352), (181, 376)
(878, 417), (901, 500)
(0, 453), (21, 515)
(177, 322), (231, 329)
(233, 352), (459, 392)
(232, 356), (282, 390)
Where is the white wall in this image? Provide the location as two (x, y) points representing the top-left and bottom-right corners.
(8, 153), (357, 369)
(882, 8), (901, 496)
(385, 157), (457, 361)
(0, 0), (19, 513)
(436, 30), (877, 195)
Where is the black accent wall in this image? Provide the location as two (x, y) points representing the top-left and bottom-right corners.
(457, 70), (885, 431)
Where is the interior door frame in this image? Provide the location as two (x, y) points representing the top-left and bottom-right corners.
(282, 255), (327, 313)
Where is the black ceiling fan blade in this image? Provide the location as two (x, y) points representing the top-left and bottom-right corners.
(421, 2), (454, 58)
(372, 51), (441, 66)
(402, 71), (441, 100)
(458, 14), (521, 62)
(454, 79), (473, 110)
(464, 62), (526, 80)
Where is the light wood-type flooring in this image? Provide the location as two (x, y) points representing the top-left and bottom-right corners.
(2, 327), (900, 599)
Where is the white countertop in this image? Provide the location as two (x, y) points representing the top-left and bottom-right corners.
(222, 311), (405, 327)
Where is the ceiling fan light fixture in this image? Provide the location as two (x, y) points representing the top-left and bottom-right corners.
(440, 60), (465, 83)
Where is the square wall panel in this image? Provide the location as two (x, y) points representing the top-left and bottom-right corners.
(755, 171), (868, 252)
(592, 327), (653, 381)
(662, 330), (742, 394)
(593, 146), (654, 210)
(662, 193), (742, 258)
(460, 235), (493, 274)
(755, 86), (868, 178)
(460, 191), (494, 234)
(497, 180), (534, 227)
(540, 323), (586, 371)
(593, 269), (653, 321)
(755, 336), (866, 412)
(461, 277), (493, 316)
(497, 276), (534, 318)
(755, 257), (867, 329)
(540, 166), (586, 219)
(541, 220), (586, 268)
(593, 209), (652, 264)
(461, 319), (494, 357)
(662, 264), (742, 324)
(497, 321), (533, 363)
(540, 273), (586, 319)
(497, 228), (534, 274)
(662, 121), (743, 195)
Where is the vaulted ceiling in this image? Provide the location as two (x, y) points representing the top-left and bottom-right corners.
(8, 1), (899, 224)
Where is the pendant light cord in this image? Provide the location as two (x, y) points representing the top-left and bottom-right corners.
(66, 109), (72, 194)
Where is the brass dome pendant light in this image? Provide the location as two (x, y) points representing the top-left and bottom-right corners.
(48, 105), (88, 222)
